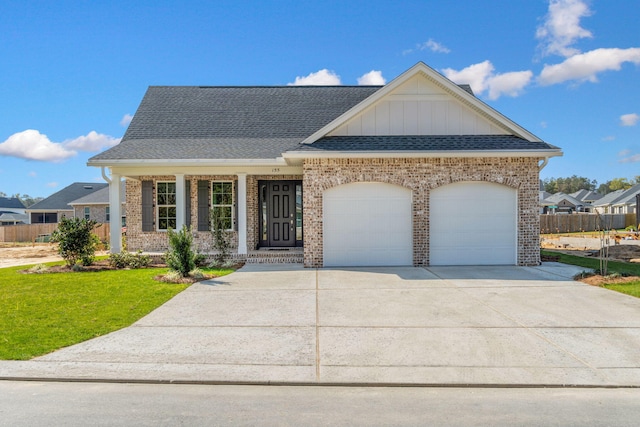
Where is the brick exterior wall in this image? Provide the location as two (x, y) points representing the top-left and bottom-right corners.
(73, 205), (109, 223)
(302, 157), (541, 268)
(126, 175), (240, 253)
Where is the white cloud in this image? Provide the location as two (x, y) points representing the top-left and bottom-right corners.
(404, 38), (451, 55)
(540, 121), (548, 128)
(120, 114), (133, 127)
(538, 47), (640, 85)
(46, 182), (59, 188)
(602, 135), (615, 141)
(618, 149), (631, 156)
(288, 69), (341, 85)
(487, 70), (534, 100)
(420, 39), (451, 54)
(620, 113), (640, 127)
(442, 60), (533, 100)
(619, 153), (640, 163)
(0, 129), (120, 162)
(28, 171), (37, 177)
(0, 130), (76, 162)
(63, 131), (121, 152)
(357, 70), (386, 85)
(536, 0), (593, 57)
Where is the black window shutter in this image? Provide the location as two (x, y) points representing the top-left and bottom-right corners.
(141, 181), (154, 232)
(233, 180), (238, 232)
(185, 179), (191, 227)
(197, 180), (209, 232)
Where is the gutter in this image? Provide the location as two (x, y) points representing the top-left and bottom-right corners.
(283, 150), (563, 160)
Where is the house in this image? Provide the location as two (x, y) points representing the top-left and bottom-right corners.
(69, 182), (126, 226)
(88, 62), (562, 267)
(594, 184), (640, 215)
(541, 192), (584, 214)
(26, 182), (108, 224)
(0, 197), (28, 225)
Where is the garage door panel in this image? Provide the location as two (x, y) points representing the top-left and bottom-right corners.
(430, 182), (516, 266)
(324, 182), (412, 267)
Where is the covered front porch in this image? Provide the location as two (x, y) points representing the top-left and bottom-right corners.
(103, 167), (304, 258)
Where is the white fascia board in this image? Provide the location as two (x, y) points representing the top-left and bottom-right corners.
(283, 149), (563, 160)
(87, 158), (287, 168)
(300, 62), (542, 144)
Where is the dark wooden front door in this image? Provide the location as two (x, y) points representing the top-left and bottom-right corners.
(259, 181), (301, 247)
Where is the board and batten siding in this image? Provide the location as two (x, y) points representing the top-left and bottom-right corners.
(329, 74), (508, 137)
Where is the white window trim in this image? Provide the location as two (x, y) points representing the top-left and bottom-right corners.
(106, 206), (110, 222)
(211, 180), (234, 232)
(156, 180), (177, 231)
(84, 207), (90, 220)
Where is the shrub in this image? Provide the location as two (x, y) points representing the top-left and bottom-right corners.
(165, 225), (198, 277)
(109, 251), (152, 269)
(210, 207), (231, 267)
(50, 217), (100, 268)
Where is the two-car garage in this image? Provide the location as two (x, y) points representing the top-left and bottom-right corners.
(322, 181), (517, 267)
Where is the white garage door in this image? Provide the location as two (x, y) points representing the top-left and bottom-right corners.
(430, 181), (516, 265)
(323, 182), (412, 267)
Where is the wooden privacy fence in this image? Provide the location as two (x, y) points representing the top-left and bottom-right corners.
(540, 214), (636, 234)
(0, 223), (110, 243)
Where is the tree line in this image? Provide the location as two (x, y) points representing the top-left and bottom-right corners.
(542, 175), (640, 195)
(0, 192), (44, 207)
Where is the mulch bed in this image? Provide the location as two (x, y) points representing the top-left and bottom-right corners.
(579, 274), (640, 286)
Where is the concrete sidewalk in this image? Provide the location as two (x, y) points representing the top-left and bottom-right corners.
(2, 262), (640, 386)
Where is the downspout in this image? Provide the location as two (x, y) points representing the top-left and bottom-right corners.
(101, 166), (112, 184)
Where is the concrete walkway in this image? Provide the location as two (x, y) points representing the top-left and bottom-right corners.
(2, 262), (640, 386)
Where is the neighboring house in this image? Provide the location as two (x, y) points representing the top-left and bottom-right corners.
(88, 62), (562, 267)
(69, 182), (126, 225)
(540, 192), (583, 214)
(0, 197), (28, 225)
(570, 189), (602, 205)
(26, 183), (108, 224)
(594, 184), (640, 214)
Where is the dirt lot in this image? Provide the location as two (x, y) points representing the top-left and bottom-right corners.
(0, 243), (64, 268)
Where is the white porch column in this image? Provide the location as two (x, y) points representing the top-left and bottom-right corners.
(175, 174), (186, 230)
(237, 173), (247, 254)
(109, 173), (122, 254)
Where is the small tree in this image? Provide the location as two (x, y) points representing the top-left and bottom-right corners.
(165, 225), (198, 277)
(50, 217), (100, 268)
(210, 207), (231, 266)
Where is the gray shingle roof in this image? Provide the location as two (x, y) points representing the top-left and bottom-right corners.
(292, 135), (559, 152)
(90, 86), (381, 161)
(69, 182), (125, 205)
(0, 197), (26, 209)
(28, 183), (108, 211)
(594, 184), (640, 207)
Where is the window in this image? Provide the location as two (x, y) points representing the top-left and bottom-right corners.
(211, 181), (233, 230)
(157, 181), (177, 230)
(106, 206), (110, 222)
(84, 207), (90, 220)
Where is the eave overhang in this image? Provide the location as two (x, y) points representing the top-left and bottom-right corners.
(282, 149), (562, 165)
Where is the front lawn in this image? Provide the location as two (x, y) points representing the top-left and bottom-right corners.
(0, 263), (234, 360)
(541, 249), (640, 298)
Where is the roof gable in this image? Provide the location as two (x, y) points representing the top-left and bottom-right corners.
(0, 197), (26, 209)
(302, 62), (542, 144)
(28, 182), (108, 211)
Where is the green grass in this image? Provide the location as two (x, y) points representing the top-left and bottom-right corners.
(0, 262), (234, 360)
(604, 282), (640, 298)
(541, 250), (640, 277)
(542, 249), (640, 299)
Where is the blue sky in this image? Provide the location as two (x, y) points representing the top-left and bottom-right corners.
(1, 0), (638, 197)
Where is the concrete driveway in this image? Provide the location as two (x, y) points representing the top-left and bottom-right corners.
(3, 263), (640, 386)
